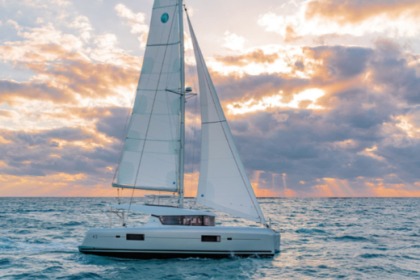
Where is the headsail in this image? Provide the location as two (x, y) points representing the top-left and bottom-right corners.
(113, 0), (183, 192)
(186, 14), (267, 224)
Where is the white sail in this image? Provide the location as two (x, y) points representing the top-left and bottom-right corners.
(113, 0), (183, 192)
(187, 16), (267, 224)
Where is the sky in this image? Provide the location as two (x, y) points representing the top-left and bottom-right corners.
(0, 0), (419, 197)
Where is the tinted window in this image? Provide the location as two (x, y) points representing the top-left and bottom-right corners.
(126, 234), (144, 241)
(201, 235), (220, 242)
(158, 215), (215, 226)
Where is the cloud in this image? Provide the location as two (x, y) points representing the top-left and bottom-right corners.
(1, 0), (419, 198)
(0, 173), (114, 196)
(209, 46), (305, 76)
(21, 0), (71, 8)
(218, 49), (279, 67)
(0, 20), (140, 109)
(0, 127), (115, 176)
(115, 3), (149, 46)
(301, 46), (372, 80)
(95, 106), (130, 140)
(305, 0), (420, 24)
(258, 0), (420, 43)
(369, 40), (420, 104)
(0, 79), (67, 103)
(223, 31), (246, 51)
(0, 1), (143, 196)
(210, 41), (420, 197)
(69, 16), (93, 42)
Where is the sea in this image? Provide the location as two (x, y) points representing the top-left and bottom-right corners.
(0, 198), (418, 280)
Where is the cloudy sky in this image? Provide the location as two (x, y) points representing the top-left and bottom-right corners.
(1, 0), (419, 197)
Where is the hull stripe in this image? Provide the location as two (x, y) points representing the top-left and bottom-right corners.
(79, 246), (274, 259)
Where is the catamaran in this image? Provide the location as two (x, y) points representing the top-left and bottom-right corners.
(79, 0), (280, 258)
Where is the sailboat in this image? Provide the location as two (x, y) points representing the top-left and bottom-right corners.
(79, 0), (280, 258)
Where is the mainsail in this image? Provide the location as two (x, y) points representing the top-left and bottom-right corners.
(113, 0), (183, 192)
(187, 14), (267, 224)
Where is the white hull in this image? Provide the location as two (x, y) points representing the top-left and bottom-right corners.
(79, 225), (280, 259)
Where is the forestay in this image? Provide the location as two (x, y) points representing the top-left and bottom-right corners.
(113, 0), (182, 192)
(187, 15), (267, 225)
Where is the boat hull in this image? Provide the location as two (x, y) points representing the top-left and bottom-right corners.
(79, 226), (280, 259)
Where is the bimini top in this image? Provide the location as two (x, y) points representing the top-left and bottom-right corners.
(111, 204), (215, 217)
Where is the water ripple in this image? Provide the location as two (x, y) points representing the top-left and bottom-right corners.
(0, 197), (419, 279)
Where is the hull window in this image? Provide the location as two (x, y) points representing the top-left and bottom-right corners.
(126, 234), (145, 241)
(201, 235), (220, 242)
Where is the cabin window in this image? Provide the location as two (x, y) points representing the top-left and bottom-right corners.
(159, 216), (182, 225)
(201, 235), (220, 242)
(203, 216), (215, 226)
(182, 216), (202, 226)
(126, 234), (144, 241)
(157, 215), (215, 226)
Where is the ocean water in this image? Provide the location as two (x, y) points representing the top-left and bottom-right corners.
(0, 198), (419, 279)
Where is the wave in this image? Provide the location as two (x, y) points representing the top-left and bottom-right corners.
(334, 235), (370, 242)
(295, 228), (328, 235)
(359, 253), (386, 259)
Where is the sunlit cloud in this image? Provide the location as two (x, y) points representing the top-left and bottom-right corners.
(250, 170), (295, 197)
(312, 178), (357, 197)
(209, 46), (308, 77)
(258, 0), (420, 43)
(1, 0), (419, 198)
(115, 3), (149, 47)
(69, 15), (93, 42)
(227, 88), (325, 115)
(305, 0), (420, 25)
(394, 114), (420, 139)
(223, 31), (246, 51)
(0, 173), (114, 197)
(358, 145), (386, 162)
(0, 12), (140, 132)
(306, 177), (420, 197)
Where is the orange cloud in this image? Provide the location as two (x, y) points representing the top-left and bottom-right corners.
(305, 0), (420, 24)
(0, 21), (140, 106)
(217, 49), (279, 67)
(250, 170), (286, 197)
(366, 180), (420, 197)
(311, 178), (359, 197)
(307, 177), (420, 197)
(0, 50), (138, 104)
(0, 173), (112, 197)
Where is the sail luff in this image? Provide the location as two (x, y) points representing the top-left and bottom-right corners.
(186, 13), (267, 225)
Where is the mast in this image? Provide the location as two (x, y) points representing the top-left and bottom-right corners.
(178, 0), (185, 207)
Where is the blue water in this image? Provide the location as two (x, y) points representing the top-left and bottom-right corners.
(0, 198), (419, 279)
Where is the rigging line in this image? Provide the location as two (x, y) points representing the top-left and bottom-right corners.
(126, 185), (136, 224)
(184, 6), (199, 207)
(186, 12), (265, 224)
(132, 5), (179, 190)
